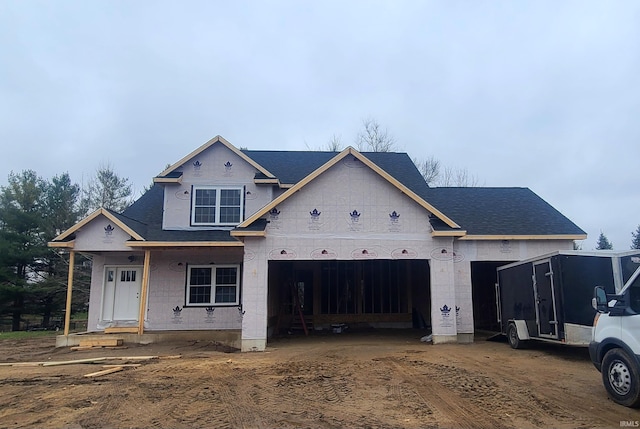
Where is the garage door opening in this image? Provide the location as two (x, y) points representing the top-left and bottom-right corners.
(267, 259), (430, 336)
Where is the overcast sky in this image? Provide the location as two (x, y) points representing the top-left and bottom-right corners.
(1, 1), (639, 250)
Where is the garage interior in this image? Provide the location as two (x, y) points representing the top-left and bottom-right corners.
(267, 259), (513, 337)
(267, 260), (431, 335)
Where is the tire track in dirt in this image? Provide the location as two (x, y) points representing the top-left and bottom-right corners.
(262, 358), (389, 428)
(415, 347), (610, 428)
(201, 362), (265, 429)
(379, 356), (507, 429)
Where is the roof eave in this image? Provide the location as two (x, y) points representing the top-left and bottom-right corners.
(126, 240), (244, 248)
(48, 240), (75, 249)
(230, 230), (267, 237)
(431, 230), (467, 237)
(153, 176), (183, 184)
(458, 234), (588, 241)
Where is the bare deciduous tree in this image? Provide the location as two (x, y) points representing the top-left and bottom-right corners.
(413, 156), (441, 186)
(437, 166), (480, 187)
(413, 157), (480, 187)
(326, 134), (343, 151)
(355, 117), (396, 152)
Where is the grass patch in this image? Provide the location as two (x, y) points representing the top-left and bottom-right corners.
(0, 330), (59, 340)
(71, 311), (88, 320)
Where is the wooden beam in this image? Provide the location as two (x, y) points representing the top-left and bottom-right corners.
(105, 327), (138, 334)
(42, 357), (108, 367)
(84, 366), (124, 378)
(63, 251), (75, 337)
(79, 339), (123, 347)
(102, 364), (141, 368)
(138, 250), (151, 335)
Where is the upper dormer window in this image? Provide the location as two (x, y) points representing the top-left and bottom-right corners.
(191, 186), (244, 226)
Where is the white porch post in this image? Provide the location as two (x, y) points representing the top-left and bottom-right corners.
(63, 251), (75, 337)
(137, 250), (151, 335)
(241, 237), (268, 351)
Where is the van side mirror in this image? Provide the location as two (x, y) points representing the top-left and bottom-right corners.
(593, 286), (609, 313)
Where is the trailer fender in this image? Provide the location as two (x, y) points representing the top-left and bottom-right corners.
(510, 320), (530, 340)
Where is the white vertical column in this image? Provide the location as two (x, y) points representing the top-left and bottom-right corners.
(454, 259), (474, 343)
(430, 254), (457, 344)
(241, 237), (268, 351)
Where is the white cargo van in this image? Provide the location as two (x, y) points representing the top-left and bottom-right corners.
(590, 251), (640, 408)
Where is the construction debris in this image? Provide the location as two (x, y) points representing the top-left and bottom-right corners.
(42, 357), (109, 367)
(0, 354), (178, 367)
(102, 364), (141, 368)
(84, 366), (124, 378)
(79, 339), (123, 347)
(70, 346), (128, 351)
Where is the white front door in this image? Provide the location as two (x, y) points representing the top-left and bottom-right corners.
(102, 267), (142, 322)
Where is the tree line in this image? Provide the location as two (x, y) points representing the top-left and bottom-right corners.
(0, 166), (132, 331)
(595, 229), (640, 251)
(319, 117), (481, 187)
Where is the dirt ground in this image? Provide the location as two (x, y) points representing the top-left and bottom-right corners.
(0, 330), (638, 429)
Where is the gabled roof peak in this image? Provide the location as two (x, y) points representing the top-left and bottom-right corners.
(237, 146), (460, 230)
(156, 135), (275, 180)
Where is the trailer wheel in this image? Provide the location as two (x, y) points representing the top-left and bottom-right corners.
(602, 348), (640, 408)
(507, 323), (523, 349)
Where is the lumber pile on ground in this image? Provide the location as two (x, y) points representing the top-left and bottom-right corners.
(0, 354), (182, 378)
(70, 338), (128, 351)
(0, 354), (180, 367)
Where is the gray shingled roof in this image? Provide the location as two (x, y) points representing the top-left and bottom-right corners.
(422, 187), (585, 236)
(123, 149), (585, 241)
(241, 150), (430, 193)
(241, 150), (335, 184)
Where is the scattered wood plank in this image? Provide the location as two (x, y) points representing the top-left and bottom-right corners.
(102, 364), (141, 368)
(110, 356), (158, 361)
(79, 338), (123, 347)
(84, 366), (124, 378)
(71, 345), (128, 351)
(42, 357), (108, 367)
(2, 355), (159, 368)
(0, 362), (44, 367)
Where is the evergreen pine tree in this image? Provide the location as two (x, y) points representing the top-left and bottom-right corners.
(596, 232), (613, 250)
(631, 225), (640, 250)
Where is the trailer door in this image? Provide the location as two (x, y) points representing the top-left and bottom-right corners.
(533, 260), (559, 339)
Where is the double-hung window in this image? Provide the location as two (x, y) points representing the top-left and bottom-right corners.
(191, 186), (243, 226)
(186, 265), (240, 306)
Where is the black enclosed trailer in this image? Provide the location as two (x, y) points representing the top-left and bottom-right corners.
(497, 250), (640, 348)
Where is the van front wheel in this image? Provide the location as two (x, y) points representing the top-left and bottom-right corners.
(602, 348), (640, 408)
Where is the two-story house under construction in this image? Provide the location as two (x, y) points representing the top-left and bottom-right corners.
(49, 136), (586, 351)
